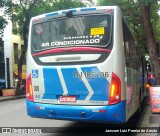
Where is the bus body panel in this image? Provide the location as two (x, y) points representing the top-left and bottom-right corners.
(29, 50), (114, 105)
(26, 99), (126, 123)
(125, 67), (142, 120)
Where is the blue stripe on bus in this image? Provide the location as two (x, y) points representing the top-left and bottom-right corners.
(81, 67), (109, 101)
(80, 8), (97, 11)
(62, 9), (77, 14)
(42, 68), (63, 99)
(45, 12), (58, 17)
(61, 68), (88, 100)
(45, 8), (96, 17)
(62, 11), (66, 14)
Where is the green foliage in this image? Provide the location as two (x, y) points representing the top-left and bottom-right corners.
(0, 0), (85, 39)
(52, 0), (85, 10)
(151, 1), (160, 43)
(98, 0), (120, 6)
(98, 0), (159, 56)
(0, 16), (7, 36)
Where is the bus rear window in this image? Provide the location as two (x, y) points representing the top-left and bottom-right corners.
(32, 14), (112, 51)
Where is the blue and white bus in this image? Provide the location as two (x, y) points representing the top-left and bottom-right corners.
(26, 6), (146, 123)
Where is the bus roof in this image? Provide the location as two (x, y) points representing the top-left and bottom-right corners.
(31, 6), (119, 20)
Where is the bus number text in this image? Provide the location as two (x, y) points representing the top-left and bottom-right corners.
(73, 72), (109, 78)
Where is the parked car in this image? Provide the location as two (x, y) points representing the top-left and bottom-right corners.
(0, 79), (6, 96)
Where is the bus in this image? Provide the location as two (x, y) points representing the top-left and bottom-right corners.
(26, 6), (147, 123)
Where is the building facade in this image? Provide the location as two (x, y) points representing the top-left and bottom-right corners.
(0, 20), (26, 88)
(1, 20), (13, 88)
(11, 34), (26, 87)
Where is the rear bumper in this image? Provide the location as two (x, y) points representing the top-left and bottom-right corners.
(26, 99), (126, 123)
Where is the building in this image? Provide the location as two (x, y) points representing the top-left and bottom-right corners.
(0, 38), (5, 80)
(11, 33), (26, 87)
(0, 19), (26, 88)
(0, 20), (13, 88)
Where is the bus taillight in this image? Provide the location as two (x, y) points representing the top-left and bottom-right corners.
(26, 74), (34, 102)
(146, 83), (150, 88)
(108, 72), (121, 105)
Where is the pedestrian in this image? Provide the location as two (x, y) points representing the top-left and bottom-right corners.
(20, 83), (24, 95)
(151, 75), (156, 86)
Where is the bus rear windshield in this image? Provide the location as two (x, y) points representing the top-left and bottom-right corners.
(32, 14), (112, 51)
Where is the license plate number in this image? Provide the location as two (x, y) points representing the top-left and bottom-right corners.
(59, 96), (76, 103)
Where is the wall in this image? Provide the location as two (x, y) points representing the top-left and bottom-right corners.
(2, 20), (13, 88)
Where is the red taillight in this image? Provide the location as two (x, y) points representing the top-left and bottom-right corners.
(108, 72), (121, 105)
(26, 74), (34, 101)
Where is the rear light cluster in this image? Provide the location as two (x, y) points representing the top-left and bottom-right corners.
(108, 72), (121, 105)
(146, 83), (150, 88)
(26, 74), (34, 101)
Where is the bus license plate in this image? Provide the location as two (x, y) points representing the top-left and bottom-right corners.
(59, 96), (76, 103)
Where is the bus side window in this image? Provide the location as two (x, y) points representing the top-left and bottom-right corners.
(123, 21), (130, 68)
(123, 20), (138, 70)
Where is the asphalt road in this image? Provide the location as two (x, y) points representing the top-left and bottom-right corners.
(0, 98), (150, 136)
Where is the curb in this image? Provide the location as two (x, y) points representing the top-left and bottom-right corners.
(0, 95), (26, 101)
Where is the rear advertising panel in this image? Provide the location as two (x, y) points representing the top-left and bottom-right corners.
(149, 86), (160, 113)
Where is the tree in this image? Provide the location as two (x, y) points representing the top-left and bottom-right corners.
(0, 16), (7, 37)
(1, 0), (85, 95)
(98, 0), (146, 52)
(139, 1), (160, 81)
(0, 2), (8, 36)
(98, 0), (160, 82)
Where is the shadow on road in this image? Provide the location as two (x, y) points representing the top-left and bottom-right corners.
(36, 97), (149, 136)
(42, 110), (142, 136)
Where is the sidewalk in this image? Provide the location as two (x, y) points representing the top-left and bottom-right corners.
(136, 93), (160, 136)
(0, 95), (25, 101)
